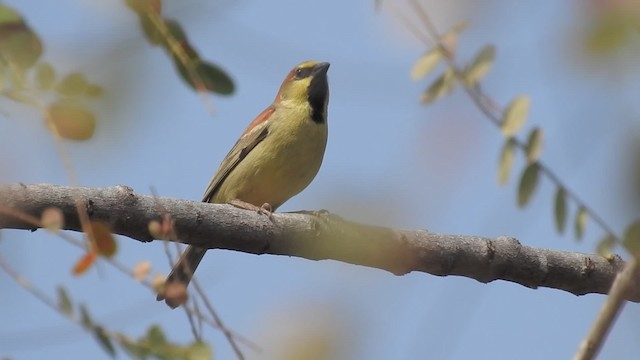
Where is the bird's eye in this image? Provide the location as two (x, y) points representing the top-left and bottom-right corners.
(294, 67), (312, 79)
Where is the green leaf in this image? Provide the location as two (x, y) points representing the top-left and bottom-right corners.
(623, 219), (640, 257)
(0, 4), (23, 23)
(411, 48), (442, 80)
(0, 21), (42, 70)
(554, 188), (567, 233)
(585, 12), (628, 54)
(517, 163), (539, 208)
(56, 72), (89, 97)
(146, 325), (167, 346)
(0, 5), (42, 70)
(501, 95), (530, 137)
(525, 127), (544, 163)
(596, 235), (616, 257)
(35, 62), (56, 90)
(47, 100), (96, 141)
(497, 138), (516, 186)
(463, 44), (495, 85)
(187, 342), (212, 360)
(85, 84), (104, 97)
(139, 15), (163, 45)
(194, 61), (234, 95)
(56, 286), (73, 316)
(176, 58), (235, 95)
(575, 206), (588, 240)
(125, 0), (162, 15)
(420, 67), (456, 104)
(164, 19), (188, 44)
(94, 326), (116, 357)
(120, 337), (150, 360)
(79, 304), (94, 328)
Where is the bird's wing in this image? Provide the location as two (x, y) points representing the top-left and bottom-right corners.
(201, 106), (275, 202)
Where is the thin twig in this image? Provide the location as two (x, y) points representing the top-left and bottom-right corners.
(0, 203), (256, 350)
(151, 189), (249, 358)
(573, 258), (639, 360)
(0, 255), (61, 313)
(192, 279), (249, 359)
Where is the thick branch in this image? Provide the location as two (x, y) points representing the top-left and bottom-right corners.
(1, 183), (637, 302)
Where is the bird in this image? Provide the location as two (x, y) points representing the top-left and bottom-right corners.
(157, 60), (330, 308)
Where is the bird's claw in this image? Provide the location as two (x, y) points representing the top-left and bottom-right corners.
(229, 199), (275, 222)
(258, 203), (275, 221)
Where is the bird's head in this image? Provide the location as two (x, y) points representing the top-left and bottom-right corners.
(276, 60), (330, 123)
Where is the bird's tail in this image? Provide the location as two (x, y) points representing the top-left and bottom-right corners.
(156, 245), (207, 308)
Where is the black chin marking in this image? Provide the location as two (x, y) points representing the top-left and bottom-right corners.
(308, 75), (328, 124)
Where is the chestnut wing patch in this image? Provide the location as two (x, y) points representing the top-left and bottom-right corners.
(201, 123), (270, 203)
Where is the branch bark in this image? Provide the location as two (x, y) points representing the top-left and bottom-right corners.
(1, 183), (638, 302)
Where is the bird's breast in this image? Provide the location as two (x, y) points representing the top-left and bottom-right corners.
(215, 108), (328, 209)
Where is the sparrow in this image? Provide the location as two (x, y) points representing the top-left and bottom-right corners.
(157, 61), (330, 308)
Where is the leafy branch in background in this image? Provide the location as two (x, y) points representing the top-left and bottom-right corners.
(0, 0), (237, 271)
(0, 0), (235, 144)
(403, 3), (640, 257)
(125, 0), (234, 95)
(0, 4), (103, 141)
(0, 2), (243, 358)
(385, 0), (640, 358)
(0, 256), (212, 360)
(0, 195), (250, 359)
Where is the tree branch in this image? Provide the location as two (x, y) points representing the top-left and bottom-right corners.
(1, 183), (637, 302)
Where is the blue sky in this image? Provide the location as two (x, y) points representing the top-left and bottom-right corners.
(1, 1), (639, 359)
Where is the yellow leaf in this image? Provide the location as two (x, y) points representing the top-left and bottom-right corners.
(497, 138), (516, 186)
(411, 48), (442, 81)
(46, 100), (96, 141)
(575, 207), (588, 240)
(623, 220), (640, 257)
(501, 96), (530, 137)
(596, 235), (616, 257)
(55, 72), (88, 97)
(525, 127), (544, 163)
(463, 45), (495, 85)
(420, 67), (455, 104)
(35, 62), (55, 90)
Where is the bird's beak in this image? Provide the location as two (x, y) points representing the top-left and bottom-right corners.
(311, 62), (330, 77)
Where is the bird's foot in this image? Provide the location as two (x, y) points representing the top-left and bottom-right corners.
(229, 199), (275, 221)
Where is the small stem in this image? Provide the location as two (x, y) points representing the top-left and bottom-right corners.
(573, 258), (639, 360)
